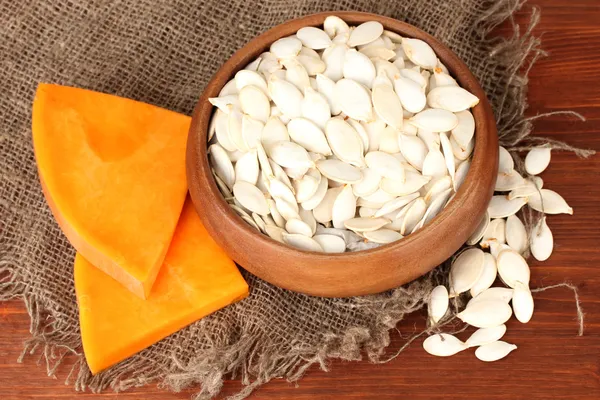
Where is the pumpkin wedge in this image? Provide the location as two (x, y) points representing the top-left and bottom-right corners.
(33, 83), (190, 298)
(75, 199), (249, 374)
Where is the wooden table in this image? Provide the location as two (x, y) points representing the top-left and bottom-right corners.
(2, 0), (599, 398)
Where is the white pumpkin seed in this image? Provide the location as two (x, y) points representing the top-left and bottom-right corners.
(265, 225), (286, 243)
(269, 140), (313, 169)
(508, 178), (543, 200)
(347, 21), (384, 47)
(365, 151), (406, 181)
(496, 249), (530, 288)
(332, 185), (357, 229)
(372, 84), (404, 129)
(325, 117), (365, 166)
(398, 134), (427, 171)
(268, 178), (297, 207)
(299, 208), (317, 235)
(282, 232), (323, 252)
(234, 150), (259, 185)
(213, 170), (233, 197)
(344, 217), (390, 232)
(233, 181), (269, 216)
(505, 214), (528, 254)
(241, 214), (261, 231)
(525, 147), (551, 175)
(261, 117), (289, 154)
(214, 109), (237, 151)
(380, 171), (431, 196)
(410, 108), (459, 132)
(313, 187), (343, 223)
(252, 213), (267, 233)
(316, 159), (363, 183)
(466, 325), (507, 348)
(490, 242), (512, 259)
(450, 134), (474, 160)
(228, 109), (249, 151)
(512, 280), (534, 323)
(495, 169), (525, 191)
(364, 229), (402, 244)
(343, 49), (376, 88)
(315, 74), (341, 115)
(383, 30), (403, 44)
(449, 247), (485, 296)
(268, 75), (304, 118)
(427, 86), (479, 112)
(267, 198), (286, 228)
(235, 70), (268, 95)
(287, 117), (332, 156)
(417, 129), (440, 152)
(268, 159), (294, 190)
(393, 76), (426, 113)
(530, 216), (553, 261)
(374, 58), (401, 81)
(457, 300), (513, 328)
(301, 175), (329, 210)
(401, 197), (427, 234)
(362, 118), (386, 152)
(399, 68), (427, 88)
(475, 341), (517, 362)
(470, 253), (498, 297)
(313, 234), (346, 253)
(498, 146), (514, 174)
(361, 46), (396, 60)
(359, 207), (377, 218)
(481, 218), (507, 247)
(423, 333), (467, 357)
(298, 55), (326, 76)
(241, 115), (264, 150)
(208, 95), (241, 115)
(466, 211), (490, 245)
(255, 141), (273, 179)
(433, 68), (458, 87)
(285, 218), (313, 237)
(528, 189), (573, 215)
(294, 170), (320, 203)
(322, 43), (348, 81)
(270, 36), (302, 59)
(402, 38), (437, 69)
(239, 85), (270, 123)
(209, 143), (235, 189)
(296, 26), (332, 49)
(275, 197), (301, 221)
(419, 188), (452, 227)
(219, 79), (238, 96)
(281, 58), (310, 92)
(375, 193), (420, 217)
(468, 287), (514, 307)
(347, 119), (370, 154)
(301, 87), (331, 129)
(352, 170), (381, 200)
(334, 78), (373, 121)
(439, 133), (455, 180)
(423, 176), (452, 205)
(421, 149), (447, 178)
(487, 195), (527, 218)
(451, 110), (475, 147)
(323, 16), (350, 38)
(454, 159), (471, 191)
(428, 285), (449, 324)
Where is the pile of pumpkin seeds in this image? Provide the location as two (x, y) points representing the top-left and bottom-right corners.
(424, 145), (570, 362)
(207, 16), (479, 252)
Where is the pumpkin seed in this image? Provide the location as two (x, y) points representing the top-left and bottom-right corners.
(410, 108), (459, 132)
(427, 86), (479, 112)
(451, 110), (475, 147)
(428, 285), (449, 324)
(466, 325), (507, 348)
(361, 46), (396, 60)
(512, 281), (534, 323)
(316, 159), (363, 183)
(422, 149), (447, 178)
(439, 133), (455, 181)
(344, 217), (390, 232)
(269, 140), (313, 169)
(423, 333), (468, 357)
(508, 178), (543, 200)
(417, 128), (440, 151)
(285, 218), (313, 237)
(457, 300), (513, 328)
(347, 21), (384, 47)
(402, 38), (437, 69)
(313, 187), (343, 223)
(297, 26), (332, 50)
(525, 147), (551, 175)
(470, 253), (498, 297)
(530, 216), (553, 261)
(365, 151), (406, 181)
(481, 218), (507, 247)
(322, 43), (348, 81)
(490, 242), (512, 259)
(268, 178), (297, 207)
(214, 109), (237, 151)
(219, 79), (238, 96)
(241, 115), (264, 150)
(372, 84), (404, 129)
(270, 36), (302, 59)
(399, 134), (428, 170)
(496, 249), (530, 288)
(275, 197), (301, 221)
(316, 74), (341, 115)
(380, 171), (431, 196)
(353, 167), (381, 197)
(325, 117), (365, 166)
(467, 287), (514, 307)
(299, 208), (317, 235)
(252, 213), (267, 233)
(313, 234), (346, 253)
(332, 185), (357, 229)
(228, 109), (250, 152)
(209, 143), (235, 189)
(301, 87), (331, 129)
(475, 341), (517, 362)
(364, 229), (402, 244)
(268, 159), (293, 190)
(400, 197), (427, 235)
(466, 211), (489, 245)
(505, 215), (528, 254)
(362, 118), (386, 152)
(261, 117), (289, 154)
(393, 76), (426, 113)
(294, 169), (321, 203)
(400, 68), (427, 88)
(324, 16), (350, 38)
(334, 78), (373, 121)
(282, 58), (310, 91)
(419, 188), (452, 228)
(423, 176), (452, 205)
(375, 193), (420, 218)
(450, 134), (474, 160)
(239, 85), (270, 123)
(498, 146), (514, 174)
(348, 119), (370, 154)
(449, 247), (485, 296)
(298, 55), (326, 76)
(265, 225), (286, 243)
(527, 189), (573, 215)
(288, 117), (332, 156)
(495, 170), (525, 191)
(487, 195), (527, 218)
(454, 159), (471, 191)
(234, 150), (259, 185)
(267, 198), (286, 228)
(235, 70), (268, 95)
(233, 181), (269, 216)
(242, 214), (261, 231)
(282, 232), (323, 252)
(343, 49), (376, 88)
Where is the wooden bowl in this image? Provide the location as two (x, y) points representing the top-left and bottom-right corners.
(186, 11), (498, 297)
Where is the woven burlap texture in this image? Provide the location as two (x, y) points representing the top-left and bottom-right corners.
(0, 0), (585, 399)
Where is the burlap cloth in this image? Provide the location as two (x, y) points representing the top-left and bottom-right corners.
(1, 0), (591, 399)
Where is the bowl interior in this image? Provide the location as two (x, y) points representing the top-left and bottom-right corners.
(186, 11), (498, 297)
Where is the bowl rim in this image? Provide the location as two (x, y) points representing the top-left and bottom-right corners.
(186, 11), (498, 296)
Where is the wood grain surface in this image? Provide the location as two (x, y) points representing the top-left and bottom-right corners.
(1, 0), (599, 398)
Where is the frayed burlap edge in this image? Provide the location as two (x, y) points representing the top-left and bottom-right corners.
(0, 1), (594, 399)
